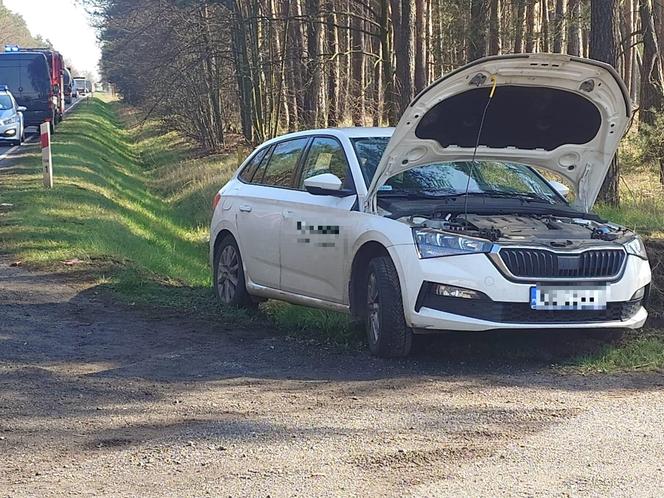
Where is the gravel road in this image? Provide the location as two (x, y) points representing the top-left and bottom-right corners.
(1, 258), (663, 497)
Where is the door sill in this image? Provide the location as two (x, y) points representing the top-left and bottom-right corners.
(247, 282), (350, 313)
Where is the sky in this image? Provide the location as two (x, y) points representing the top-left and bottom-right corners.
(5, 0), (100, 80)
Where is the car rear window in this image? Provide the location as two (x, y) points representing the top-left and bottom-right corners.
(238, 147), (269, 183)
(0, 55), (50, 96)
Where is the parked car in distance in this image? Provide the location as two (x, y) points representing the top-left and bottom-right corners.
(73, 77), (87, 96)
(209, 54), (652, 357)
(0, 50), (55, 132)
(63, 67), (73, 104)
(0, 85), (25, 146)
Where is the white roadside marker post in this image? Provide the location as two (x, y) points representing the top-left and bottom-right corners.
(40, 122), (53, 188)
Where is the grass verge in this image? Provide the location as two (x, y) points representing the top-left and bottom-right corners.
(0, 97), (358, 344)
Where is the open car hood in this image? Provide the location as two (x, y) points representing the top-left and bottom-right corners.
(365, 54), (631, 212)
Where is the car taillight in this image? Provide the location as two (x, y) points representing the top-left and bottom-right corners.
(212, 192), (222, 210)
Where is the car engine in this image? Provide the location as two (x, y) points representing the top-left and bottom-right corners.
(399, 213), (632, 244)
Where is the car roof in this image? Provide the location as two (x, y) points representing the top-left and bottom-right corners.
(259, 127), (395, 148)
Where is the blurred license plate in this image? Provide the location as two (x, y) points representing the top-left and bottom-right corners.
(530, 286), (608, 311)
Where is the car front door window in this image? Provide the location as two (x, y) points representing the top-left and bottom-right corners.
(299, 137), (353, 190)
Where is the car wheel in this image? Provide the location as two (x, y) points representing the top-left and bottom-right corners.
(365, 256), (413, 358)
(214, 235), (252, 307)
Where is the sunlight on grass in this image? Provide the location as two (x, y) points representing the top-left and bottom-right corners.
(572, 331), (664, 373)
(0, 98), (210, 286)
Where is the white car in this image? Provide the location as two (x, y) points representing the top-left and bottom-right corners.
(210, 54), (652, 357)
(0, 85), (25, 146)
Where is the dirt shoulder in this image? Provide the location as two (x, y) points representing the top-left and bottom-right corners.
(1, 258), (663, 497)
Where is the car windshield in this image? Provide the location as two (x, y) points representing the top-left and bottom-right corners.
(351, 137), (564, 204)
(0, 95), (12, 110)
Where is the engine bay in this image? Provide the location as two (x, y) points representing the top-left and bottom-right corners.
(399, 213), (632, 244)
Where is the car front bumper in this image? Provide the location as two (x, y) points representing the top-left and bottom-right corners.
(0, 122), (19, 140)
(389, 245), (652, 332)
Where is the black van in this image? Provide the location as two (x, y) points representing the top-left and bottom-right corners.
(0, 52), (53, 130)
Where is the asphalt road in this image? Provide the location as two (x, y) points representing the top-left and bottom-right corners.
(0, 97), (82, 168)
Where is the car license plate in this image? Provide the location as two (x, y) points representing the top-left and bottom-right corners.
(530, 285), (609, 311)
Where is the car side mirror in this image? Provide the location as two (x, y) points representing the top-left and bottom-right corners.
(549, 180), (570, 198)
(304, 173), (354, 197)
(17, 106), (26, 112)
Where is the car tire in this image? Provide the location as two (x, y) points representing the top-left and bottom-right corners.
(365, 256), (413, 358)
(213, 235), (253, 308)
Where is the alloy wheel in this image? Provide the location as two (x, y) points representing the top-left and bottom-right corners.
(217, 245), (240, 304)
(367, 271), (380, 343)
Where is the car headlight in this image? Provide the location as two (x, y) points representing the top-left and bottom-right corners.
(2, 115), (17, 125)
(413, 228), (494, 258)
(625, 236), (648, 260)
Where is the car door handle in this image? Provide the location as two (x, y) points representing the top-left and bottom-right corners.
(282, 209), (294, 219)
(239, 204), (252, 213)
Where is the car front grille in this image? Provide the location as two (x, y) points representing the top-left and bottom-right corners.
(498, 248), (626, 280)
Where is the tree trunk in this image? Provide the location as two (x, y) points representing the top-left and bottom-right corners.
(513, 0), (526, 53)
(392, 0), (415, 114)
(230, 2), (254, 142)
(541, 0), (550, 52)
(469, 0), (488, 60)
(639, 0), (664, 127)
(414, 0), (427, 93)
(488, 0), (501, 55)
(566, 0), (581, 55)
(326, 2), (340, 126)
(552, 0), (565, 52)
(525, 0), (536, 52)
(379, 0), (396, 123)
(590, 0), (621, 206)
(351, 2), (365, 125)
(302, 0), (321, 127)
(619, 0), (634, 96)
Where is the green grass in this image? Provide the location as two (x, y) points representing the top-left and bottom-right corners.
(0, 99), (209, 284)
(0, 97), (357, 343)
(572, 330), (664, 373)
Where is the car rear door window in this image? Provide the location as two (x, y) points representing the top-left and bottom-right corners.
(299, 137), (353, 190)
(259, 138), (308, 187)
(239, 147), (269, 183)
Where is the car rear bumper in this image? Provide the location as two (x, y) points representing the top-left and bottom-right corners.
(23, 110), (51, 128)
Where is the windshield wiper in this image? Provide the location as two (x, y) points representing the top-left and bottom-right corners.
(378, 190), (445, 199)
(444, 191), (555, 204)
